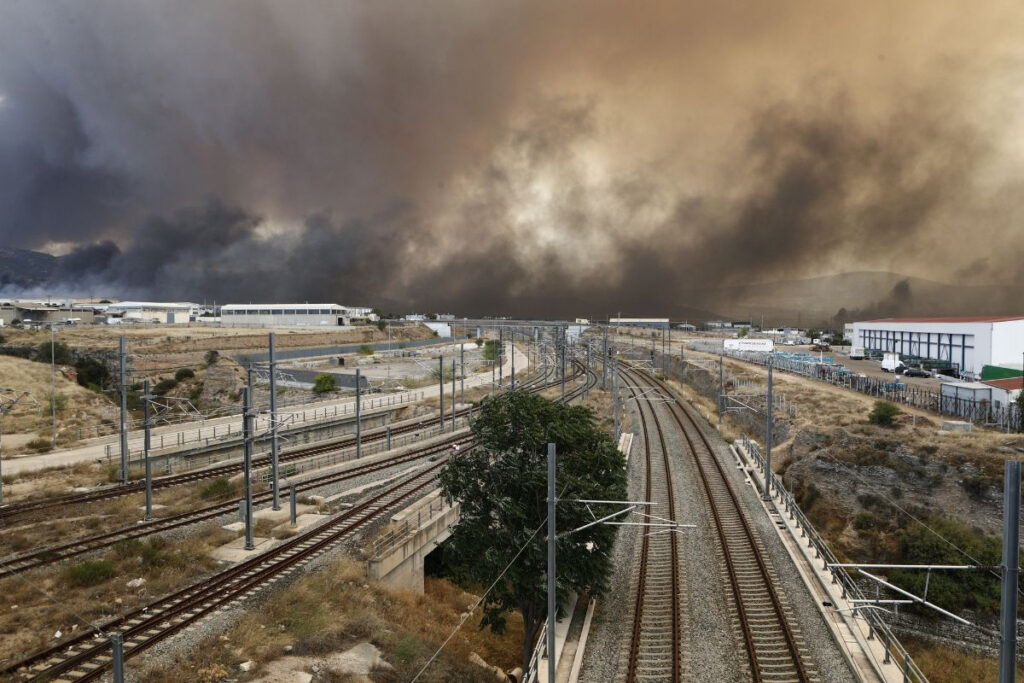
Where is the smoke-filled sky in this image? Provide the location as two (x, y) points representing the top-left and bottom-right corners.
(2, 1), (1024, 316)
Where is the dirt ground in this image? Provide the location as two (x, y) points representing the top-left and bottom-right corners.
(0, 355), (118, 447)
(1, 323), (433, 355)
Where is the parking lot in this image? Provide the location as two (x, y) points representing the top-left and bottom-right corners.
(793, 347), (948, 390)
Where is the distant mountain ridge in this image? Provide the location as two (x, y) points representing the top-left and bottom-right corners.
(0, 248), (58, 288)
(690, 271), (1023, 327)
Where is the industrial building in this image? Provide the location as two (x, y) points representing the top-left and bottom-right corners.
(610, 317), (669, 329)
(853, 316), (1024, 379)
(106, 301), (194, 324)
(0, 301), (97, 326)
(221, 303), (370, 327)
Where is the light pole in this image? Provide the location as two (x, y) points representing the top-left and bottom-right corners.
(50, 323), (57, 447)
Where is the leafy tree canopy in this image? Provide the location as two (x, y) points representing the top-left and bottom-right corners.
(438, 390), (627, 670)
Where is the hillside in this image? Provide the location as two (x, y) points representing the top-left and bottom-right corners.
(0, 248), (58, 289)
(690, 271), (1024, 327)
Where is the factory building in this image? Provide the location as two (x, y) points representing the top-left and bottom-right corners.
(106, 301), (194, 324)
(0, 301), (97, 326)
(853, 316), (1024, 379)
(221, 303), (359, 327)
(610, 317), (669, 329)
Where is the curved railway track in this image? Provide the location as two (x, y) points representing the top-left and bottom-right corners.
(2, 360), (598, 682)
(0, 364), (577, 576)
(1, 460), (449, 682)
(636, 367), (814, 683)
(0, 364), (562, 523)
(619, 371), (685, 682)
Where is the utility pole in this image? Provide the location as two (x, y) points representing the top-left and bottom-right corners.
(763, 356), (774, 501)
(511, 329), (516, 391)
(546, 442), (557, 683)
(242, 367), (254, 551)
(613, 347), (620, 441)
(1000, 459), (1021, 683)
(355, 368), (362, 458)
(50, 324), (57, 447)
(439, 356), (444, 431)
(718, 355), (724, 427)
(585, 342), (591, 399)
(499, 327), (504, 387)
(118, 336), (128, 486)
(143, 380), (153, 522)
(460, 342), (465, 406)
(451, 359), (456, 432)
(560, 327), (566, 401)
(269, 333), (280, 510)
(602, 325), (608, 390)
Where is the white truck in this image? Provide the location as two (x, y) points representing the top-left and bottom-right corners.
(849, 346), (866, 360)
(881, 352), (905, 374)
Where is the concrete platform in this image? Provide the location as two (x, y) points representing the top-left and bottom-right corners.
(212, 536), (274, 562)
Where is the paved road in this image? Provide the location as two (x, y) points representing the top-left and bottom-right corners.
(3, 342), (525, 475)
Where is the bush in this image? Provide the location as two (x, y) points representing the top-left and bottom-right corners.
(312, 373), (337, 394)
(65, 559), (116, 587)
(376, 319), (386, 332)
(200, 478), (235, 500)
(868, 401), (901, 426)
(26, 438), (53, 453)
(75, 356), (110, 389)
(49, 392), (68, 415)
(204, 350), (220, 367)
(152, 378), (178, 396)
(36, 340), (74, 365)
(174, 367), (195, 381)
(188, 382), (204, 401)
(358, 344), (374, 357)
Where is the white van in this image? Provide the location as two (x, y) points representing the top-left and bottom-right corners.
(881, 353), (905, 373)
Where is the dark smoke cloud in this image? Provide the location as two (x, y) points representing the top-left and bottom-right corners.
(1, 1), (1023, 317)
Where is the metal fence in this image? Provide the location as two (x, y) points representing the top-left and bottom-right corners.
(688, 342), (1022, 432)
(739, 437), (929, 683)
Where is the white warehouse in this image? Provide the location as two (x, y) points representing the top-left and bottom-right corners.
(106, 301), (194, 324)
(852, 316), (1024, 379)
(221, 304), (353, 327)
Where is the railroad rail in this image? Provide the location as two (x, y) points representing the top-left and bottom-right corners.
(0, 364), (562, 522)
(0, 436), (469, 578)
(637, 367), (814, 682)
(3, 358), (596, 681)
(1, 459), (449, 682)
(620, 370), (685, 682)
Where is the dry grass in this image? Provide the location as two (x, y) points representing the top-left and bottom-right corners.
(0, 523), (231, 662)
(135, 557), (524, 682)
(0, 355), (117, 445)
(901, 636), (1023, 682)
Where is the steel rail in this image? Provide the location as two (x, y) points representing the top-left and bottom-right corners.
(636, 368), (812, 683)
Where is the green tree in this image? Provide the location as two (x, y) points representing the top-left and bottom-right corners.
(358, 344), (374, 356)
(482, 339), (501, 361)
(737, 327), (749, 338)
(312, 373), (337, 394)
(36, 340), (74, 365)
(439, 391), (627, 671)
(204, 350), (220, 367)
(376, 319), (387, 332)
(868, 400), (901, 426)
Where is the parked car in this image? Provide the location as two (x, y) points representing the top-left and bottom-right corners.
(903, 367), (929, 378)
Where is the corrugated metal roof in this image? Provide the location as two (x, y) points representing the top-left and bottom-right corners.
(862, 316), (1024, 323)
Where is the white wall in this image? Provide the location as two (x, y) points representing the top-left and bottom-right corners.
(852, 320), (993, 376)
(990, 320), (1024, 369)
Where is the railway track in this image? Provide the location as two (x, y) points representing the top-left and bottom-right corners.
(1, 459), (450, 682)
(620, 370), (685, 682)
(637, 367), (814, 683)
(0, 364), (561, 523)
(0, 365), (577, 576)
(0, 435), (471, 578)
(3, 359), (597, 681)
